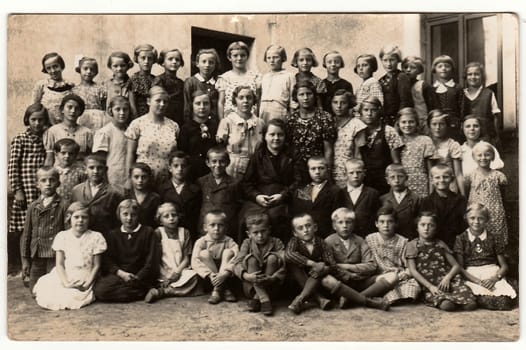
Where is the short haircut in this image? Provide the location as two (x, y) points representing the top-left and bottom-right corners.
(427, 109), (449, 126)
(401, 56), (425, 75)
(354, 54), (378, 74)
(53, 138), (80, 155)
(107, 96), (131, 117)
(191, 89), (211, 101)
(158, 48), (185, 66)
(204, 210), (227, 223)
(231, 85), (256, 106)
(463, 61), (487, 87)
(465, 203), (491, 221)
(60, 93), (86, 116)
(107, 51), (134, 70)
(41, 52), (65, 74)
(65, 201), (90, 225)
(379, 44), (402, 61)
(227, 41), (250, 58)
(264, 45), (287, 63)
(331, 207), (356, 221)
(358, 95), (383, 113)
(345, 158), (365, 170)
(322, 50), (345, 68)
(133, 43), (158, 63)
(291, 80), (317, 102)
(307, 155), (328, 166)
(245, 212), (271, 230)
(463, 114), (482, 125)
(155, 202), (182, 223)
(331, 89), (357, 109)
(430, 163), (454, 177)
(385, 163), (407, 177)
(398, 107), (419, 126)
(168, 150), (189, 166)
(472, 141), (495, 161)
(431, 55), (455, 73)
(129, 162), (153, 178)
(195, 48), (221, 73)
(36, 166), (60, 181)
(291, 212), (314, 227)
(291, 48), (319, 68)
(23, 103), (50, 127)
(84, 152), (107, 166)
(149, 86), (169, 98)
(415, 211), (438, 226)
(376, 206), (398, 221)
(116, 199), (140, 218)
(75, 57), (99, 76)
(206, 146), (230, 163)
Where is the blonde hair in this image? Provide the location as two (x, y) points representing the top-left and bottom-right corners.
(331, 207), (356, 221)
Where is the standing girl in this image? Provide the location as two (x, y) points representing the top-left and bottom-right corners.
(72, 57), (110, 131)
(144, 203), (199, 303)
(216, 86), (264, 180)
(152, 48), (185, 126)
(465, 141), (508, 245)
(428, 109), (466, 196)
(431, 55), (463, 142)
(8, 103), (50, 263)
(93, 95), (131, 192)
(291, 47), (327, 110)
(398, 107), (435, 197)
(259, 45), (295, 123)
(461, 115), (503, 177)
(321, 50), (353, 114)
(130, 44), (158, 118)
(184, 48), (220, 120)
(454, 204), (516, 310)
(216, 41), (261, 119)
(462, 62), (502, 148)
(353, 96), (403, 194)
(287, 80), (336, 185)
(331, 89), (365, 188)
(33, 202), (107, 310)
(103, 51), (133, 110)
(124, 163), (160, 229)
(353, 54), (384, 112)
(125, 86), (180, 185)
(405, 212), (477, 311)
(43, 94), (93, 166)
(33, 52), (74, 125)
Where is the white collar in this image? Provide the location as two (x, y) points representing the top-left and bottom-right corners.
(347, 184), (363, 193)
(393, 189), (408, 198)
(312, 180), (327, 188)
(121, 224), (142, 233)
(195, 73), (216, 84)
(463, 86), (483, 99)
(468, 230), (487, 242)
(433, 79), (456, 88)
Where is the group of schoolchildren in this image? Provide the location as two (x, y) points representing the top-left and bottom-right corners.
(8, 39), (517, 317)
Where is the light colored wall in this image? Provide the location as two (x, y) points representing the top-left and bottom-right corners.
(8, 13), (411, 136)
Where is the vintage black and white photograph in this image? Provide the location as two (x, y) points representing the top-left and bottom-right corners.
(4, 8), (521, 343)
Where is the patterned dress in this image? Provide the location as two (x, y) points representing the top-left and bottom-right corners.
(405, 238), (475, 307)
(8, 129), (46, 232)
(125, 114), (180, 184)
(355, 77), (384, 107)
(33, 229), (107, 310)
(466, 169), (508, 245)
(55, 164), (87, 206)
(215, 70), (261, 116)
(400, 134), (435, 197)
(131, 71), (155, 117)
(43, 123), (94, 164)
(33, 79), (75, 125)
(332, 116), (366, 188)
(73, 83), (110, 132)
(365, 232), (421, 304)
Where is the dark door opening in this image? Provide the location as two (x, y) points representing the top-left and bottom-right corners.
(191, 27), (255, 77)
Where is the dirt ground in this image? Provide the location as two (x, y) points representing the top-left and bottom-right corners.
(6, 275), (519, 342)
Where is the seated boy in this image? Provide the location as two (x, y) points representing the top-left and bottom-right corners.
(324, 208), (377, 308)
(71, 153), (123, 234)
(198, 146), (240, 240)
(420, 164), (467, 248)
(191, 210), (239, 304)
(291, 156), (343, 238)
(159, 151), (202, 242)
(233, 212), (285, 316)
(285, 213), (389, 314)
(380, 164), (420, 239)
(94, 199), (161, 302)
(338, 159), (380, 237)
(54, 138), (86, 206)
(20, 166), (67, 293)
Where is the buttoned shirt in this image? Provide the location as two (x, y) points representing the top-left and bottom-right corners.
(347, 184), (364, 205)
(393, 189), (408, 204)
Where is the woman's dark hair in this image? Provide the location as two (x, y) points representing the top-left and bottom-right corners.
(59, 93), (86, 116)
(292, 80), (317, 102)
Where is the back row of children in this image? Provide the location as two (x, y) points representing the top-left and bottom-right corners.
(22, 162), (517, 316)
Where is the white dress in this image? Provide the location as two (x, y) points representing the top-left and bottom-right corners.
(158, 227), (197, 290)
(33, 229), (107, 310)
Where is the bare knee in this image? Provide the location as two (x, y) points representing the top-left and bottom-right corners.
(321, 275), (341, 291)
(222, 249), (235, 261)
(381, 272), (398, 286)
(246, 256), (259, 272)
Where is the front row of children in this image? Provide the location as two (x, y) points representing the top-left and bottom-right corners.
(26, 163), (516, 315)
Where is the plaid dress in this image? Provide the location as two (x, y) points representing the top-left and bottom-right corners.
(365, 232), (421, 303)
(8, 129), (46, 232)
